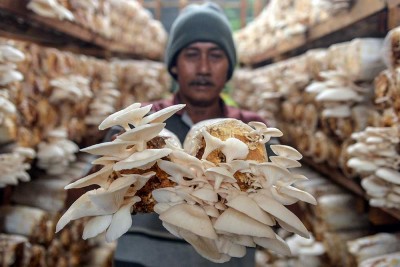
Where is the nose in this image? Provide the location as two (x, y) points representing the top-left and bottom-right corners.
(198, 53), (211, 75)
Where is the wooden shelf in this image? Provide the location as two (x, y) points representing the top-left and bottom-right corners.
(246, 0), (388, 66)
(301, 157), (400, 221)
(0, 0), (158, 60)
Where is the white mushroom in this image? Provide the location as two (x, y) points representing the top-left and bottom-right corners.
(117, 123), (166, 142)
(191, 185), (219, 203)
(278, 186), (317, 205)
(205, 167), (236, 190)
(221, 138), (249, 162)
(105, 198), (140, 242)
(159, 203), (217, 240)
(65, 164), (113, 189)
(226, 194), (275, 226)
(270, 145), (303, 160)
(270, 156), (302, 169)
(178, 229), (230, 263)
(157, 159), (198, 185)
(140, 104), (186, 125)
(251, 193), (310, 238)
(113, 148), (172, 171)
(98, 103), (142, 130)
(375, 167), (400, 185)
(112, 104), (153, 129)
(253, 234), (292, 256)
(81, 140), (135, 158)
(0, 45), (25, 63)
(214, 208), (275, 238)
(83, 215), (113, 240)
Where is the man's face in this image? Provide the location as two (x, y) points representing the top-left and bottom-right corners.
(173, 42), (229, 107)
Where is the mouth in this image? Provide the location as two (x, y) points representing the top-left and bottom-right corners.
(190, 79), (214, 89)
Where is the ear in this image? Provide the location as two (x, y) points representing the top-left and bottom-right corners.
(171, 66), (177, 74)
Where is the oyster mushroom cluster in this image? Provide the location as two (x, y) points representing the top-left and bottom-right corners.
(0, 146), (36, 187)
(0, 45), (25, 87)
(27, 0), (75, 21)
(56, 103), (316, 263)
(36, 128), (80, 175)
(347, 126), (400, 209)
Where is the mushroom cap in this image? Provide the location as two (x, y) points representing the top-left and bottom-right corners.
(316, 88), (362, 102)
(251, 193), (310, 238)
(191, 185), (219, 203)
(81, 140), (134, 158)
(214, 207), (275, 238)
(141, 104), (186, 125)
(269, 156), (302, 169)
(98, 103), (141, 130)
(117, 123), (166, 142)
(159, 203), (217, 240)
(0, 45), (25, 62)
(226, 194), (275, 225)
(65, 164), (113, 189)
(375, 167), (400, 185)
(347, 157), (378, 173)
(270, 145), (303, 160)
(114, 148), (172, 171)
(322, 105), (352, 118)
(178, 229), (230, 263)
(253, 234), (291, 256)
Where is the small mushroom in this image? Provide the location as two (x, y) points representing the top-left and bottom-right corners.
(112, 104), (153, 129)
(375, 167), (400, 185)
(251, 193), (310, 238)
(178, 229), (230, 263)
(214, 207), (275, 238)
(140, 104), (186, 124)
(221, 138), (249, 162)
(65, 164), (113, 189)
(270, 145), (303, 160)
(81, 140), (135, 158)
(226, 194), (275, 226)
(117, 123), (166, 142)
(83, 215), (113, 240)
(278, 186), (317, 205)
(347, 158), (378, 173)
(113, 148), (172, 171)
(157, 159), (197, 185)
(253, 234), (291, 256)
(269, 156), (302, 169)
(191, 185), (219, 203)
(98, 103), (141, 130)
(159, 203), (217, 240)
(0, 45), (25, 62)
(205, 167), (236, 190)
(105, 198), (140, 242)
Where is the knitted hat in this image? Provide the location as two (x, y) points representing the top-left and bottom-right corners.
(165, 2), (237, 81)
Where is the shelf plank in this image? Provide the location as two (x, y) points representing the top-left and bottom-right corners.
(246, 0), (387, 65)
(0, 0), (148, 59)
(308, 0), (386, 40)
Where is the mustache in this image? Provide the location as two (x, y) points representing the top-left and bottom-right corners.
(189, 78), (214, 86)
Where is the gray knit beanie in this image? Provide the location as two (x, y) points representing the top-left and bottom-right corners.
(165, 2), (237, 81)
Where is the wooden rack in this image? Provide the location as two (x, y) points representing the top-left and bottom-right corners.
(0, 0), (159, 60)
(245, 0), (390, 66)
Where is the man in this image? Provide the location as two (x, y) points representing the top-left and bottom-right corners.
(114, 3), (266, 266)
(149, 2), (265, 144)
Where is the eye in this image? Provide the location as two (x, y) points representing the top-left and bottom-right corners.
(183, 50), (199, 59)
(209, 51), (225, 60)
